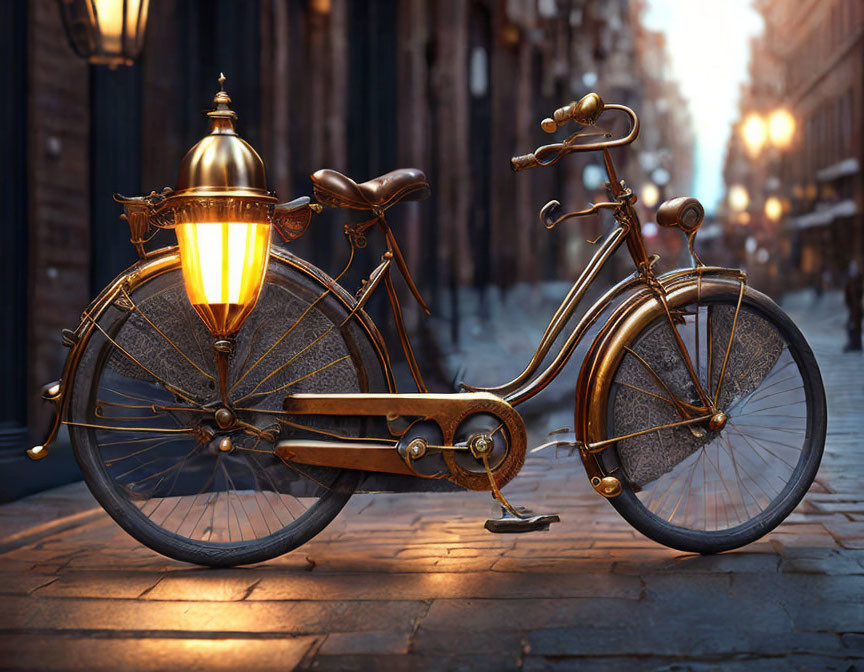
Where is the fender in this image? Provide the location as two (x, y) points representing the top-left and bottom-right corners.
(573, 266), (747, 495)
(27, 245), (395, 460)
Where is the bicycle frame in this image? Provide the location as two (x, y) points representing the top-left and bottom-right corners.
(376, 144), (719, 417)
(28, 91), (751, 504)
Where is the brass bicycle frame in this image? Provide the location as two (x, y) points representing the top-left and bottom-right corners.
(31, 97), (747, 501)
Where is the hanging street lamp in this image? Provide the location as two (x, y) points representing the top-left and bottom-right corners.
(58, 0), (150, 67)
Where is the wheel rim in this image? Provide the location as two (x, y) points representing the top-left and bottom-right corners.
(607, 298), (811, 533)
(72, 263), (375, 549)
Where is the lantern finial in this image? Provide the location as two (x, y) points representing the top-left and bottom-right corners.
(209, 74), (237, 124)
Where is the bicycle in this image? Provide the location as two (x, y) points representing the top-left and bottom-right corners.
(29, 84), (826, 567)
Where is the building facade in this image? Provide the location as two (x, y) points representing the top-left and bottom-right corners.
(723, 0), (864, 293)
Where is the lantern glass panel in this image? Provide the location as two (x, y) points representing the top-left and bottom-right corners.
(90, 0), (146, 56)
(175, 221), (271, 336)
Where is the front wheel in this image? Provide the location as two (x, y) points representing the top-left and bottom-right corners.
(599, 283), (826, 554)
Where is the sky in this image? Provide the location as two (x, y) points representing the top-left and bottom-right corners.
(642, 0), (764, 213)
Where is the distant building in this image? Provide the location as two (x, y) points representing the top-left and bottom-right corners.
(722, 0), (864, 293)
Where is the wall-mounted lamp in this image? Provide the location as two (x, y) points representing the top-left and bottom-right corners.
(58, 0), (150, 67)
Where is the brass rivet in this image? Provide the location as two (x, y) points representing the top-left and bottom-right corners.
(219, 437), (233, 453)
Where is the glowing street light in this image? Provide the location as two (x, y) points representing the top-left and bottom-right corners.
(728, 184), (750, 212)
(641, 183), (660, 209)
(741, 113), (767, 157)
(740, 108), (796, 156)
(767, 109), (796, 149)
(764, 196), (783, 222)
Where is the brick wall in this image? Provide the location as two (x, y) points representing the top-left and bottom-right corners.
(27, 0), (90, 423)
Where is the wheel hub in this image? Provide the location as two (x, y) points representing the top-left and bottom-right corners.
(214, 407), (235, 429)
(708, 411), (728, 431)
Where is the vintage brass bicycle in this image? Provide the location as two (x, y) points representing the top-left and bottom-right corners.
(30, 80), (826, 566)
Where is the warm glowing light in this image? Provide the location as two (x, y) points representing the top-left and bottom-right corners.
(728, 184), (749, 212)
(741, 113), (767, 157)
(764, 196), (783, 222)
(175, 222), (271, 336)
(767, 108), (795, 149)
(641, 183), (660, 208)
(91, 0), (148, 58)
(735, 212), (751, 226)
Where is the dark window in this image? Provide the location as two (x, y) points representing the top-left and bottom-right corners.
(0, 0), (28, 449)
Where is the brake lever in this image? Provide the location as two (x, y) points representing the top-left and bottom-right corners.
(539, 199), (619, 229)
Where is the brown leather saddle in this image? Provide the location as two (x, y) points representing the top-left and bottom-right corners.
(310, 168), (430, 211)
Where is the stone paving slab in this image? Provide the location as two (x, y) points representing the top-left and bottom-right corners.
(0, 635), (316, 672)
(0, 290), (861, 669)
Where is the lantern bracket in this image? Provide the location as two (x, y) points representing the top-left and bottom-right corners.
(114, 188), (175, 259)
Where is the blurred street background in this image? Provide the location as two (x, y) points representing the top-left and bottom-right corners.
(1, 0), (864, 668)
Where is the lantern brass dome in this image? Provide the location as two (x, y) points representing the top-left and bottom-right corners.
(171, 75), (276, 203)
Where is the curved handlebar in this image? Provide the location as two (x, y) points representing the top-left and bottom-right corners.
(511, 94), (640, 172)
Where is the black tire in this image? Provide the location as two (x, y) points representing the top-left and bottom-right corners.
(601, 285), (826, 554)
(70, 252), (389, 566)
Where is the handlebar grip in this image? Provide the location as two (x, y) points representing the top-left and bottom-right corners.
(541, 103), (575, 133)
(553, 102), (577, 125)
(511, 153), (539, 171)
(541, 93), (606, 133)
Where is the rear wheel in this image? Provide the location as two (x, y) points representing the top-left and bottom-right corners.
(601, 284), (825, 553)
(69, 252), (389, 566)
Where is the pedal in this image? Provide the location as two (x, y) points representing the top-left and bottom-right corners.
(484, 506), (560, 533)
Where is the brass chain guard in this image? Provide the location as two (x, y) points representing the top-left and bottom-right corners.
(279, 392), (526, 489)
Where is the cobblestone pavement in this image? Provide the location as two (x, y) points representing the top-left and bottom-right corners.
(0, 290), (863, 671)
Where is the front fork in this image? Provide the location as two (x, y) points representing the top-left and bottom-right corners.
(616, 192), (715, 417)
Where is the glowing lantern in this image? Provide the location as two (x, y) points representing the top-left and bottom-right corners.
(59, 0), (150, 67)
(165, 75), (276, 338)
